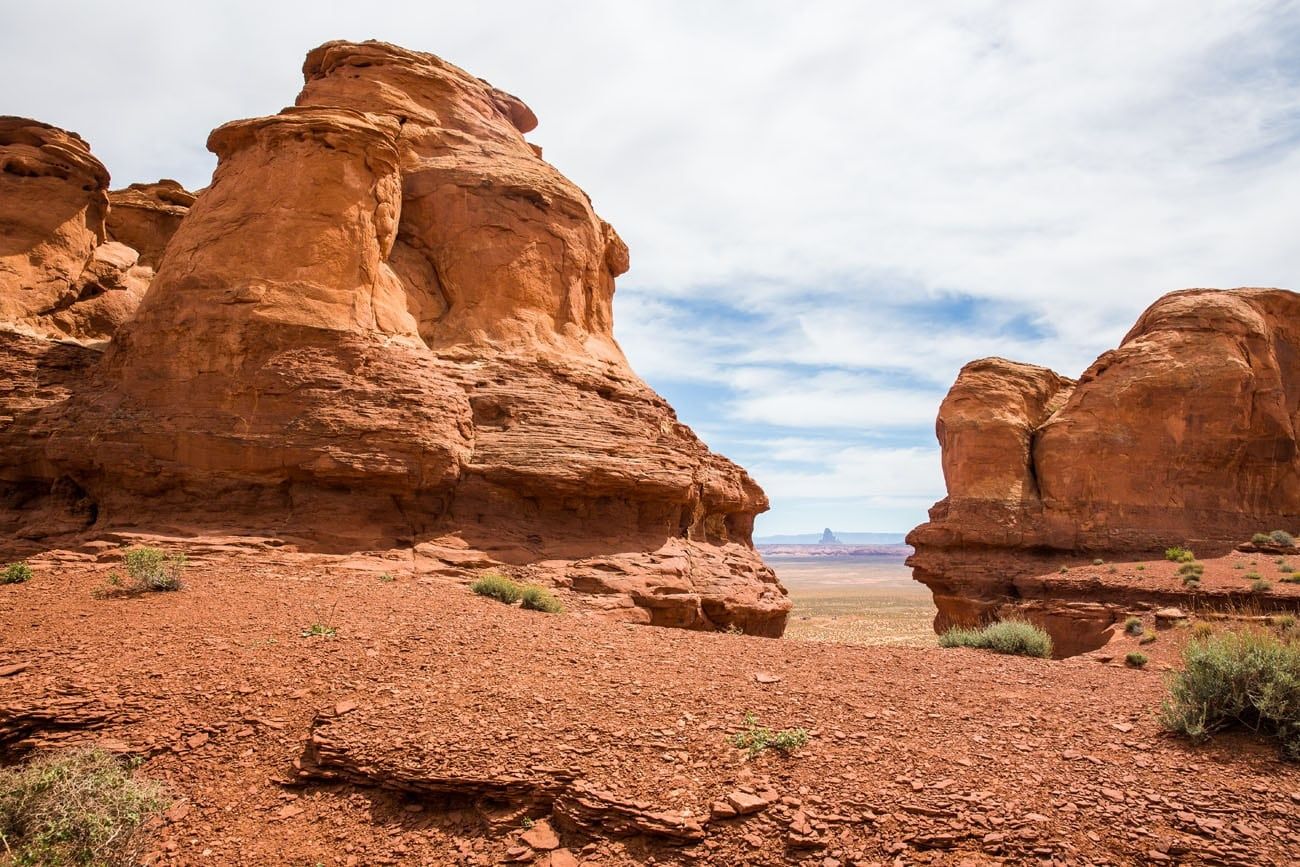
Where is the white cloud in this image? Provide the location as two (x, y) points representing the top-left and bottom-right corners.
(746, 443), (944, 503)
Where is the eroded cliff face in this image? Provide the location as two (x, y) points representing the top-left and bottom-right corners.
(909, 288), (1300, 653)
(0, 41), (788, 635)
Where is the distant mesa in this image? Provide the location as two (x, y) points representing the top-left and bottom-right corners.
(909, 287), (1300, 655)
(819, 527), (841, 545)
(0, 41), (790, 636)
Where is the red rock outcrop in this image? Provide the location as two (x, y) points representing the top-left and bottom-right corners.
(0, 42), (788, 635)
(0, 119), (194, 344)
(105, 179), (195, 269)
(909, 287), (1300, 653)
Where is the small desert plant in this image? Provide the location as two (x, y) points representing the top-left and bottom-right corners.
(520, 585), (563, 613)
(1108, 565), (1118, 574)
(1160, 629), (1300, 760)
(1136, 564), (1146, 571)
(1092, 558), (1104, 566)
(0, 747), (166, 866)
(1165, 546), (1195, 563)
(1125, 651), (1148, 668)
(300, 623), (337, 638)
(470, 573), (523, 604)
(121, 546), (185, 592)
(1191, 621), (1215, 640)
(1140, 633), (1158, 645)
(730, 713), (810, 758)
(1251, 578), (1272, 593)
(1280, 563), (1295, 574)
(1253, 532), (1274, 546)
(1273, 614), (1297, 636)
(377, 572), (395, 583)
(1270, 530), (1296, 547)
(1182, 574), (1201, 588)
(1123, 617), (1143, 636)
(1178, 562), (1204, 576)
(938, 621), (1053, 658)
(1245, 571), (1263, 581)
(2, 561), (33, 584)
(1058, 566), (1069, 574)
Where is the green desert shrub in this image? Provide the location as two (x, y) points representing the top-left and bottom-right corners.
(1252, 578), (1272, 593)
(121, 547), (185, 592)
(1253, 532), (1274, 546)
(1125, 651), (1148, 668)
(1123, 617), (1143, 636)
(1092, 558), (1104, 566)
(939, 621), (1053, 658)
(470, 573), (523, 604)
(730, 713), (810, 758)
(520, 585), (563, 613)
(1160, 629), (1300, 760)
(1270, 530), (1296, 547)
(2, 561), (33, 585)
(1182, 574), (1201, 588)
(0, 747), (166, 866)
(1245, 571), (1263, 581)
(1178, 562), (1204, 576)
(1279, 562), (1295, 574)
(1165, 547), (1195, 563)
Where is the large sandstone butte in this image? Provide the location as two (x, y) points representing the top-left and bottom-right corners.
(909, 287), (1300, 653)
(0, 40), (789, 636)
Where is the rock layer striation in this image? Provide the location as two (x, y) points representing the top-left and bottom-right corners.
(910, 288), (1300, 652)
(0, 42), (788, 635)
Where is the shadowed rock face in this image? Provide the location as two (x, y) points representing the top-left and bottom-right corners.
(909, 287), (1300, 654)
(0, 41), (788, 635)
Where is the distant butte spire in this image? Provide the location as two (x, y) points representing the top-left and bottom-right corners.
(820, 527), (841, 544)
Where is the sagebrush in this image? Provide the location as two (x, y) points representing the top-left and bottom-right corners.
(730, 713), (810, 757)
(470, 573), (523, 604)
(938, 620), (1053, 658)
(2, 562), (33, 585)
(0, 747), (166, 866)
(1160, 629), (1300, 761)
(520, 585), (562, 613)
(120, 547), (185, 593)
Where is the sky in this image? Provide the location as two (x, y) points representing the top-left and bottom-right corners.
(5, 1), (1299, 534)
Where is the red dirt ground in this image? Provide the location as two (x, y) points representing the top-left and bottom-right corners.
(2, 538), (1298, 866)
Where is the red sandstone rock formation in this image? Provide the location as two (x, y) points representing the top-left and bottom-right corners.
(0, 42), (788, 635)
(105, 180), (195, 269)
(909, 287), (1300, 653)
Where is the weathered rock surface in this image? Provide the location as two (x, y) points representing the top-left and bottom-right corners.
(105, 179), (195, 268)
(910, 288), (1300, 652)
(0, 117), (151, 342)
(0, 42), (787, 634)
